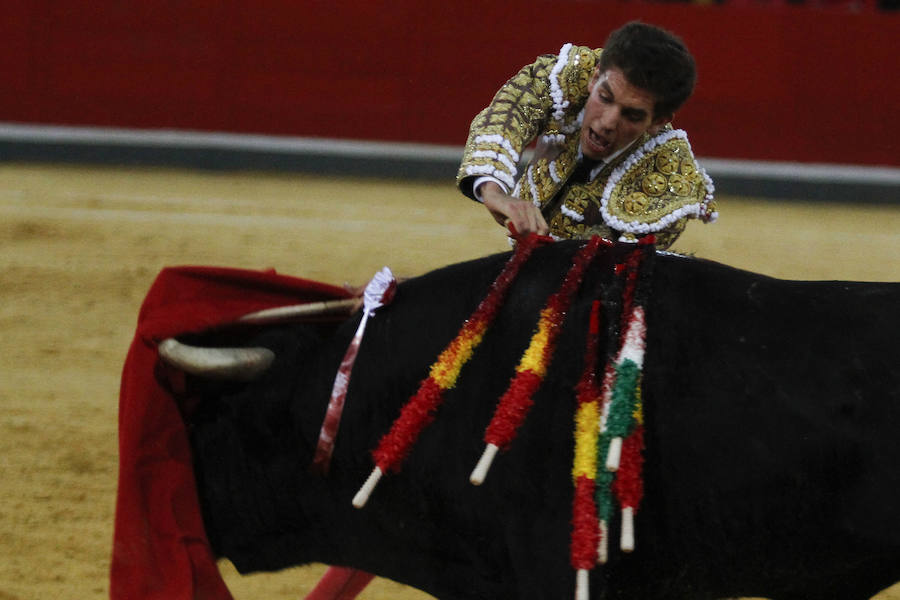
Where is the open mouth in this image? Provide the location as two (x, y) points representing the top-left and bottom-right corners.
(586, 128), (612, 156)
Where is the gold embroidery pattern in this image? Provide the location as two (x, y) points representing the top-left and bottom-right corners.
(668, 173), (692, 196)
(567, 47), (597, 102)
(563, 187), (591, 218)
(623, 192), (649, 215)
(641, 172), (667, 197)
(655, 150), (679, 175)
(549, 133), (649, 239)
(605, 135), (711, 230)
(549, 210), (616, 241)
(548, 213), (617, 240)
(553, 151), (576, 181)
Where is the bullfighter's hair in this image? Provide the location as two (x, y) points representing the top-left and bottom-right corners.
(599, 21), (697, 119)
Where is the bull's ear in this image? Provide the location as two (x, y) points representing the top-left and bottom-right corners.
(158, 338), (275, 381)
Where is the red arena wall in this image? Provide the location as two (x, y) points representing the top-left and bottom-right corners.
(1, 1), (897, 167)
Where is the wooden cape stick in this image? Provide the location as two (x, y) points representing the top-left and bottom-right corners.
(238, 297), (360, 323)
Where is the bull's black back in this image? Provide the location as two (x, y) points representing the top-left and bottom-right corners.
(186, 242), (900, 600)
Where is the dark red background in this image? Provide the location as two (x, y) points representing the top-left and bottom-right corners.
(1, 1), (897, 166)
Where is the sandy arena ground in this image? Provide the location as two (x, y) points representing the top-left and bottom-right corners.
(0, 163), (898, 599)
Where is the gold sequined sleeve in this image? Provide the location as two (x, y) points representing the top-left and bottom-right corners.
(456, 45), (599, 199)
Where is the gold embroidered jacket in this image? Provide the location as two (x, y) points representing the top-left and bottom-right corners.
(456, 43), (717, 249)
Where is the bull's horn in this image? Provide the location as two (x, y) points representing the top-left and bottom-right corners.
(157, 338), (275, 381)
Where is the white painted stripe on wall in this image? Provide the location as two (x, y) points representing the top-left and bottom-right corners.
(699, 158), (900, 185)
(2, 122), (898, 186)
(0, 122), (462, 161)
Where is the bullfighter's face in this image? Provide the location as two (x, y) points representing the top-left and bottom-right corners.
(580, 66), (670, 161)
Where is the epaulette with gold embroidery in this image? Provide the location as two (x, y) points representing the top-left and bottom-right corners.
(600, 129), (717, 234)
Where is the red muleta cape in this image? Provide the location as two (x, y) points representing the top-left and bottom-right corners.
(111, 265), (351, 600)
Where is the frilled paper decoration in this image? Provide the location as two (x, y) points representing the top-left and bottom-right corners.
(312, 267), (397, 473)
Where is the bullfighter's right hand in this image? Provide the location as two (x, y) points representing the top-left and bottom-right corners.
(479, 181), (549, 237)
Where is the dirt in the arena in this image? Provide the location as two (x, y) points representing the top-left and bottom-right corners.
(0, 163), (897, 600)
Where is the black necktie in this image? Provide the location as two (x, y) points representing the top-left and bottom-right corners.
(570, 158), (600, 184)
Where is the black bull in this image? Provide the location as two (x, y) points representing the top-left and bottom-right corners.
(182, 240), (900, 600)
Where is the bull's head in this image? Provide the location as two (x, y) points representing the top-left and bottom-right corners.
(156, 296), (361, 380)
